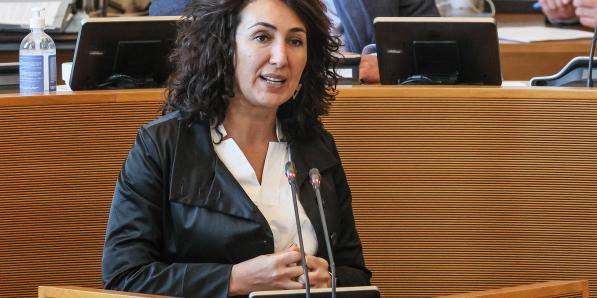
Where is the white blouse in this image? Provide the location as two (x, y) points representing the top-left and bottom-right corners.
(211, 122), (318, 255)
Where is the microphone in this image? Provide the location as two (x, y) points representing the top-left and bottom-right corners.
(285, 161), (311, 298)
(530, 19), (597, 87)
(309, 168), (337, 298)
(587, 19), (597, 87)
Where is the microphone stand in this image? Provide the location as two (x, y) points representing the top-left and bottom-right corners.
(309, 168), (337, 298)
(587, 19), (597, 87)
(285, 161), (311, 298)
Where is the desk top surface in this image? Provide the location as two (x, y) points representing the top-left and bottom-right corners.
(2, 85), (597, 108)
(496, 13), (592, 51)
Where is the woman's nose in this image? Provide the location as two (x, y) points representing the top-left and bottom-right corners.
(269, 41), (289, 68)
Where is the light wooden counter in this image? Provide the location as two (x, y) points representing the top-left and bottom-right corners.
(2, 86), (597, 297)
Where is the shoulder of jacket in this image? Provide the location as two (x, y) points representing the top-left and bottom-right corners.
(138, 111), (211, 150)
(144, 111), (181, 130)
(316, 126), (335, 145)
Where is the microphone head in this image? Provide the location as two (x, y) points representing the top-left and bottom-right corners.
(309, 168), (321, 187)
(285, 161), (297, 184)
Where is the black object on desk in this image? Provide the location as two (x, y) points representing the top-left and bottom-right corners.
(0, 62), (19, 89)
(493, 0), (541, 13)
(374, 17), (502, 86)
(530, 57), (597, 87)
(334, 53), (361, 85)
(69, 16), (178, 90)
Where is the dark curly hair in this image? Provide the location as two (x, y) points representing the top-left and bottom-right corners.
(162, 0), (340, 141)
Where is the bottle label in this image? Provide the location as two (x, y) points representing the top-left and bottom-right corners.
(19, 53), (56, 93)
(48, 54), (56, 91)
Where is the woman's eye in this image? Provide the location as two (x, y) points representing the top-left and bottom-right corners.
(255, 34), (269, 42)
(290, 39), (304, 47)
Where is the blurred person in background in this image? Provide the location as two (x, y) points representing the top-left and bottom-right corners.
(540, 0), (597, 28)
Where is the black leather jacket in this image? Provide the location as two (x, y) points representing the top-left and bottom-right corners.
(102, 111), (371, 297)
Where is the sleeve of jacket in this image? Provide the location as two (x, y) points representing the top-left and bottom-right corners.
(332, 0), (375, 53)
(102, 127), (233, 298)
(324, 132), (372, 286)
(148, 0), (188, 16)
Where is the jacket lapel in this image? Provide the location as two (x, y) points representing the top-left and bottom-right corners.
(168, 121), (265, 223)
(168, 119), (340, 249)
(290, 134), (339, 257)
(291, 134), (339, 187)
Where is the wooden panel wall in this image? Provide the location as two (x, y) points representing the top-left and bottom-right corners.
(0, 91), (164, 298)
(1, 87), (597, 297)
(325, 87), (597, 297)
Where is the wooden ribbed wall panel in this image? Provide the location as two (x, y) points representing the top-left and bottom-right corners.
(323, 88), (597, 297)
(0, 95), (163, 298)
(2, 87), (597, 297)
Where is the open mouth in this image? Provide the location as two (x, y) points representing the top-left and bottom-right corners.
(260, 75), (286, 85)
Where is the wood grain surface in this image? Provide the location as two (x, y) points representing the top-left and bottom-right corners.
(1, 86), (597, 297)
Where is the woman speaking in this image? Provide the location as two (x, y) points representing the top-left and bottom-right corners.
(102, 0), (371, 297)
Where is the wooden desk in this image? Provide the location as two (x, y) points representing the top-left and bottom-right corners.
(438, 280), (589, 298)
(2, 86), (597, 297)
(497, 14), (592, 81)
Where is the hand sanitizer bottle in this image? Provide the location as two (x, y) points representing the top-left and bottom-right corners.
(19, 7), (57, 93)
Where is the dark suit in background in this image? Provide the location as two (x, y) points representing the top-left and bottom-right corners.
(149, 0), (187, 15)
(149, 0), (438, 54)
(332, 0), (439, 53)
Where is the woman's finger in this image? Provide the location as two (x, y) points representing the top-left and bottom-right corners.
(309, 271), (331, 288)
(305, 255), (329, 271)
(580, 15), (597, 27)
(275, 249), (302, 267)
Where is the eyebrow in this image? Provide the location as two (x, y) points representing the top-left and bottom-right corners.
(248, 22), (306, 34)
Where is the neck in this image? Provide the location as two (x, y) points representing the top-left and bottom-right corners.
(223, 103), (278, 145)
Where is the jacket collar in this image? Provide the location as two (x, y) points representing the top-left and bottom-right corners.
(289, 133), (338, 188)
(169, 120), (338, 223)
